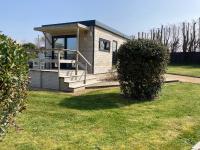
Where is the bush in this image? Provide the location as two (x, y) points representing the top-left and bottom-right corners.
(22, 42), (36, 50)
(117, 39), (169, 100)
(0, 34), (28, 140)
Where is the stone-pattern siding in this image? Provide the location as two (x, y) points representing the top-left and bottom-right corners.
(79, 27), (94, 73)
(93, 26), (127, 74)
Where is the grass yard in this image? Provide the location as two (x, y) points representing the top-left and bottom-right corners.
(167, 64), (200, 77)
(1, 83), (200, 150)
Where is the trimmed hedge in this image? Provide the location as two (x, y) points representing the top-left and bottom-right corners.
(117, 39), (169, 100)
(0, 34), (28, 140)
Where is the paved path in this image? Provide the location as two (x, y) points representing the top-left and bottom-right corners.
(192, 141), (200, 150)
(166, 74), (200, 84)
(86, 74), (200, 89)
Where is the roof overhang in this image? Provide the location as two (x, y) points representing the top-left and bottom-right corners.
(34, 23), (89, 34)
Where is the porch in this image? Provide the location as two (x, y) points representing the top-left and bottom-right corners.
(29, 22), (98, 92)
(34, 21), (94, 72)
(29, 48), (97, 92)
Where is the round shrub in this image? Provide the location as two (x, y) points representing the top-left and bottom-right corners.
(0, 34), (28, 140)
(117, 39), (169, 100)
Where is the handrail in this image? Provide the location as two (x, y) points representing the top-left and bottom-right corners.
(29, 48), (77, 52)
(30, 48), (92, 66)
(29, 48), (91, 66)
(76, 51), (92, 66)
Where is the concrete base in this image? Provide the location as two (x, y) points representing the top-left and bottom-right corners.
(29, 69), (99, 93)
(29, 70), (59, 90)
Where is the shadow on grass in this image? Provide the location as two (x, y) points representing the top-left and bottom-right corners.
(59, 92), (151, 110)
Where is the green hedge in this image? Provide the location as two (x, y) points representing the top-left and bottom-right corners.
(117, 39), (169, 100)
(0, 34), (28, 140)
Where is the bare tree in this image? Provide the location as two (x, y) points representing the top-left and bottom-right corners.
(34, 35), (45, 48)
(170, 25), (180, 53)
(188, 21), (197, 52)
(135, 17), (200, 53)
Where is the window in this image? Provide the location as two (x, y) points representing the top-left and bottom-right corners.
(53, 37), (65, 59)
(99, 38), (110, 51)
(52, 35), (77, 59)
(52, 35), (77, 69)
(54, 38), (65, 48)
(67, 37), (77, 50)
(112, 41), (118, 65)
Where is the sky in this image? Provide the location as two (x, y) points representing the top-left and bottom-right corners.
(1, 0), (200, 43)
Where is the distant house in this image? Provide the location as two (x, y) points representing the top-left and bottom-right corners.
(30, 20), (130, 92)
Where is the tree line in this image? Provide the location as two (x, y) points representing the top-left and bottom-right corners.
(134, 18), (200, 53)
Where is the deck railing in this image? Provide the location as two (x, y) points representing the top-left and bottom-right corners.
(29, 48), (92, 84)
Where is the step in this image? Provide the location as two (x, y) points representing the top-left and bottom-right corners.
(64, 74), (96, 82)
(59, 77), (100, 92)
(59, 70), (85, 77)
(67, 78), (98, 88)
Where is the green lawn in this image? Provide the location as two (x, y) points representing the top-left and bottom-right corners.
(1, 83), (200, 150)
(167, 64), (200, 77)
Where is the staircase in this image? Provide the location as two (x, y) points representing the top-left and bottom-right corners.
(57, 50), (100, 92)
(59, 70), (99, 92)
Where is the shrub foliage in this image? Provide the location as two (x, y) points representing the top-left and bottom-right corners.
(0, 34), (28, 140)
(22, 42), (36, 50)
(117, 39), (169, 100)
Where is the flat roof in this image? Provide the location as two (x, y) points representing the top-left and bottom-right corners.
(37, 20), (130, 40)
(34, 23), (89, 34)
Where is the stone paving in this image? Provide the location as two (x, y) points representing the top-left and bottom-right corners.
(166, 74), (200, 84)
(86, 74), (200, 89)
(192, 142), (200, 150)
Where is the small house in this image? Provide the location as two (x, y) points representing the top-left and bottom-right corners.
(30, 20), (130, 92)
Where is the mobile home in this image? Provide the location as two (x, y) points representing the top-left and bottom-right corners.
(30, 20), (130, 92)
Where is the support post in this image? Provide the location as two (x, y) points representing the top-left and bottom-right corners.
(75, 52), (78, 75)
(84, 63), (87, 84)
(39, 58), (41, 70)
(75, 26), (80, 75)
(43, 32), (52, 46)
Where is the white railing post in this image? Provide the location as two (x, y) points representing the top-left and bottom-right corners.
(38, 58), (40, 70)
(76, 25), (80, 76)
(58, 50), (61, 78)
(75, 51), (78, 75)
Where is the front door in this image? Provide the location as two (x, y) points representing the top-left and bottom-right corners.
(52, 35), (77, 69)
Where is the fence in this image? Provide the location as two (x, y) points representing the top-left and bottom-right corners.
(170, 52), (200, 64)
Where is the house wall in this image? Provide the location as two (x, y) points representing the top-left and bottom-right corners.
(79, 27), (94, 73)
(93, 26), (127, 74)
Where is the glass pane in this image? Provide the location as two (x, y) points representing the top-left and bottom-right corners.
(54, 38), (65, 48)
(67, 37), (77, 60)
(99, 38), (110, 51)
(53, 38), (65, 59)
(67, 37), (77, 50)
(100, 40), (105, 50)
